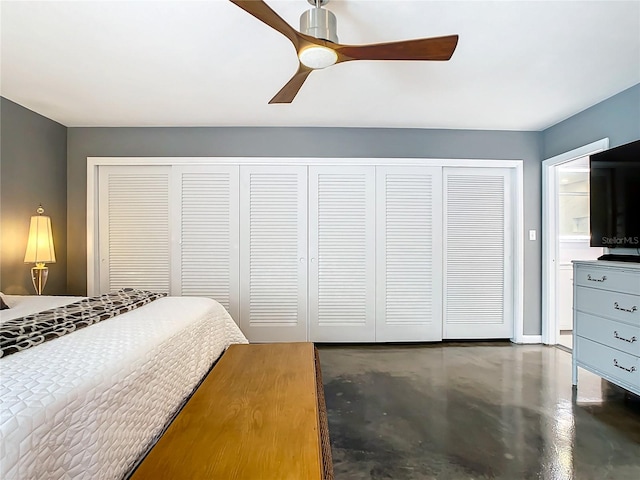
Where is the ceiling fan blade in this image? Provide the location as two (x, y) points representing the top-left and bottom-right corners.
(269, 64), (313, 104)
(230, 0), (303, 48)
(335, 35), (459, 62)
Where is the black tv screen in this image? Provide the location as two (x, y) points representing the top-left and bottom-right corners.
(589, 140), (640, 248)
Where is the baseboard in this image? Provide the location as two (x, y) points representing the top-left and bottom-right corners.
(512, 335), (542, 344)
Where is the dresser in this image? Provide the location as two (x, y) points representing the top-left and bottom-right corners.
(572, 260), (640, 396)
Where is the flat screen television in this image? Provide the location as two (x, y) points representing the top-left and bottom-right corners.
(589, 139), (640, 251)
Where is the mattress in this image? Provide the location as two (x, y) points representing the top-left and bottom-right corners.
(0, 294), (248, 480)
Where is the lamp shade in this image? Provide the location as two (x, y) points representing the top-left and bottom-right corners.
(24, 214), (56, 264)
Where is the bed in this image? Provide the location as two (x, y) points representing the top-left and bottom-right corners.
(0, 292), (248, 480)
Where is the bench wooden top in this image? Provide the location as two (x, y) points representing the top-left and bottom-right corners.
(131, 342), (323, 480)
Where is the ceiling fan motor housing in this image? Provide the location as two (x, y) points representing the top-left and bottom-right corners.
(300, 7), (338, 43)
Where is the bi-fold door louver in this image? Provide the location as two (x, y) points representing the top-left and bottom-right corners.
(376, 167), (443, 342)
(309, 167), (376, 342)
(443, 168), (513, 339)
(239, 166), (308, 342)
(99, 166), (171, 293)
(175, 166), (239, 320)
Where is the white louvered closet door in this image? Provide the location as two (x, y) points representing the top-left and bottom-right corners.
(443, 168), (514, 339)
(309, 166), (376, 342)
(98, 166), (171, 294)
(376, 167), (443, 342)
(171, 165), (240, 323)
(239, 166), (308, 342)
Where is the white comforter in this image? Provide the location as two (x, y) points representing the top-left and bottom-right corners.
(0, 295), (248, 480)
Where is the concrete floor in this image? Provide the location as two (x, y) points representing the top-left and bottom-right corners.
(318, 343), (640, 480)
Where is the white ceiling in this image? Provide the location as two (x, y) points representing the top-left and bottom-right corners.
(1, 0), (639, 130)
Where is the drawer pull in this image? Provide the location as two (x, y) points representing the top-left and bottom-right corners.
(613, 302), (638, 314)
(613, 331), (637, 343)
(613, 359), (637, 373)
(587, 274), (607, 282)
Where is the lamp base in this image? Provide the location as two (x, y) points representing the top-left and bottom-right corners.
(31, 264), (49, 295)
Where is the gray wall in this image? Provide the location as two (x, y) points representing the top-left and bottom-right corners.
(543, 83), (640, 157)
(67, 127), (543, 335)
(1, 98), (67, 295)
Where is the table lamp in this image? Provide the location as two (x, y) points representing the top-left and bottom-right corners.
(24, 205), (56, 295)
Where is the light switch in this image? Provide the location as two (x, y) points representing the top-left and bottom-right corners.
(529, 230), (537, 241)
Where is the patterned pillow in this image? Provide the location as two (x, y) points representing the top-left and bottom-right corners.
(0, 297), (9, 310)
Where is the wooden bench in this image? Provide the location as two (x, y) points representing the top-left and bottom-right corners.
(131, 342), (333, 480)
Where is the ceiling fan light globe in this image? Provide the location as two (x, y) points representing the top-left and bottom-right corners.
(298, 46), (337, 69)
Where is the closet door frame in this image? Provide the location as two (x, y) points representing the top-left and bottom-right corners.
(87, 157), (524, 343)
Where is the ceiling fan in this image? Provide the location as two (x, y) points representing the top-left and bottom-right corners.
(230, 0), (459, 104)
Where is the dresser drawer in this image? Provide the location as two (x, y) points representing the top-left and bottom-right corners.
(575, 264), (640, 295)
(576, 312), (640, 356)
(576, 337), (639, 389)
(575, 286), (640, 326)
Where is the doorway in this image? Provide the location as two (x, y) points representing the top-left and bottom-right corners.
(542, 139), (608, 347)
(555, 157), (602, 348)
